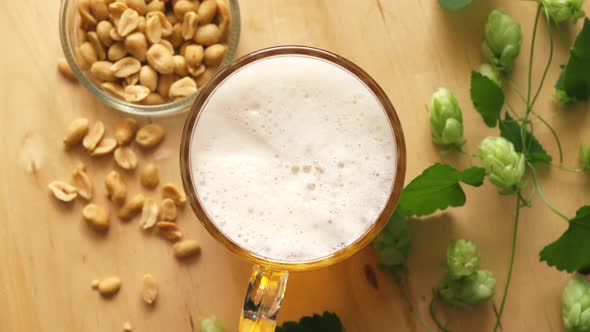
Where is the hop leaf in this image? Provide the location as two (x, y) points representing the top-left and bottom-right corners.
(478, 136), (526, 194)
(562, 277), (590, 332)
(429, 88), (465, 147)
(541, 0), (585, 23)
(580, 145), (590, 173)
(481, 9), (522, 72)
(446, 240), (480, 279)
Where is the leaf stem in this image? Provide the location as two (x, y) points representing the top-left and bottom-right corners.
(526, 6), (542, 104)
(550, 164), (583, 173)
(507, 80), (528, 105)
(395, 278), (434, 332)
(429, 296), (451, 332)
(531, 110), (564, 163)
(493, 194), (523, 332)
(531, 7), (554, 107)
(528, 162), (570, 221)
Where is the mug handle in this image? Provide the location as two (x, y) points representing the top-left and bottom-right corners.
(238, 265), (289, 332)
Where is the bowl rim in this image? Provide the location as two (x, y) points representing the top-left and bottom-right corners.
(59, 0), (241, 117)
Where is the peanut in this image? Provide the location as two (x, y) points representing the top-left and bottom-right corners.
(140, 162), (160, 188)
(168, 77), (197, 99)
(187, 64), (205, 77)
(183, 44), (203, 68)
(125, 0), (147, 15)
(87, 31), (107, 60)
(173, 55), (189, 76)
(97, 276), (121, 296)
(142, 92), (167, 105)
(145, 15), (162, 44)
(117, 193), (145, 220)
(90, 0), (110, 21)
(71, 166), (93, 200)
(48, 181), (78, 202)
(124, 32), (148, 62)
(117, 8), (140, 37)
(203, 44), (226, 66)
(139, 65), (158, 91)
(173, 0), (198, 19)
(91, 137), (118, 156)
(146, 44), (174, 74)
(140, 198), (159, 229)
(124, 84), (151, 102)
(108, 42), (127, 61)
(114, 146), (138, 170)
(91, 61), (117, 82)
(96, 20), (115, 46)
(123, 321), (133, 332)
(135, 124), (165, 148)
(197, 0), (217, 24)
(162, 183), (186, 207)
(146, 0), (165, 12)
(82, 203), (110, 231)
(158, 39), (174, 54)
(78, 0), (98, 26)
(123, 72), (139, 86)
(105, 170), (127, 205)
(58, 57), (77, 81)
(110, 27), (124, 41)
(63, 118), (89, 148)
(216, 0), (231, 38)
(102, 82), (127, 98)
(137, 16), (146, 33)
(140, 273), (158, 304)
(111, 57), (142, 77)
(173, 239), (201, 259)
(156, 221), (183, 241)
(83, 121), (105, 151)
(168, 23), (184, 48)
(108, 1), (128, 21)
(181, 11), (198, 40)
(159, 198), (177, 221)
(195, 67), (216, 87)
(114, 117), (138, 145)
(146, 11), (172, 36)
(194, 24), (221, 46)
(91, 279), (100, 289)
(79, 42), (98, 69)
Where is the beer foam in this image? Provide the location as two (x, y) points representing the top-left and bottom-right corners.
(190, 55), (396, 262)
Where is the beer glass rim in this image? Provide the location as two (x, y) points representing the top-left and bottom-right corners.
(180, 45), (406, 271)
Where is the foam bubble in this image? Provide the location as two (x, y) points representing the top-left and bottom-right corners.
(190, 55), (396, 262)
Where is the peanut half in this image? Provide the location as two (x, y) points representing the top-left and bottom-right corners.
(48, 181), (78, 202)
(162, 183), (186, 207)
(173, 239), (201, 259)
(124, 85), (151, 102)
(58, 57), (77, 81)
(82, 203), (110, 231)
(168, 77), (197, 99)
(97, 276), (121, 297)
(63, 118), (89, 148)
(114, 117), (138, 146)
(105, 170), (127, 205)
(139, 198), (159, 229)
(159, 198), (177, 221)
(135, 124), (165, 148)
(117, 193), (145, 221)
(156, 221), (182, 241)
(71, 166), (93, 200)
(140, 273), (158, 304)
(91, 137), (118, 156)
(83, 121), (105, 151)
(114, 146), (138, 170)
(140, 162), (160, 188)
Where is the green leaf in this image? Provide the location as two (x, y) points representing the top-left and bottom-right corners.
(276, 312), (344, 332)
(499, 113), (552, 164)
(471, 71), (505, 127)
(555, 18), (590, 101)
(398, 163), (486, 217)
(540, 206), (590, 273)
(438, 0), (472, 11)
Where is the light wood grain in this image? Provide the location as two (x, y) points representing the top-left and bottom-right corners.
(1, 0), (589, 331)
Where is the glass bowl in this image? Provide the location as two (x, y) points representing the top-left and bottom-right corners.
(59, 0), (241, 117)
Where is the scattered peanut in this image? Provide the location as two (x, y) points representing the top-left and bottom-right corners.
(48, 181), (78, 202)
(63, 118), (89, 148)
(91, 279), (100, 289)
(173, 239), (201, 259)
(91, 137), (118, 156)
(123, 321), (133, 332)
(114, 146), (138, 170)
(117, 193), (145, 220)
(135, 124), (165, 148)
(139, 198), (159, 229)
(114, 117), (138, 145)
(156, 221), (183, 241)
(105, 170), (127, 205)
(159, 198), (177, 221)
(82, 203), (110, 231)
(82, 121), (105, 151)
(58, 57), (77, 81)
(140, 273), (158, 304)
(162, 183), (187, 207)
(71, 167), (93, 200)
(140, 162), (160, 188)
(98, 276), (121, 296)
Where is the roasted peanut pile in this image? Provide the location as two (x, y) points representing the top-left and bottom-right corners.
(71, 0), (231, 105)
(50, 116), (201, 257)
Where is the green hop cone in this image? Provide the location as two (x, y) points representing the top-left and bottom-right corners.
(555, 89), (578, 107)
(479, 63), (502, 87)
(562, 277), (590, 332)
(541, 0), (585, 23)
(436, 270), (497, 309)
(199, 315), (226, 332)
(429, 88), (465, 147)
(373, 209), (411, 278)
(481, 9), (522, 73)
(478, 136), (526, 193)
(446, 240), (480, 279)
(580, 145), (590, 173)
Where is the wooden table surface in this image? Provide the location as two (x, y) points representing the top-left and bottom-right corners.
(2, 1), (590, 331)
